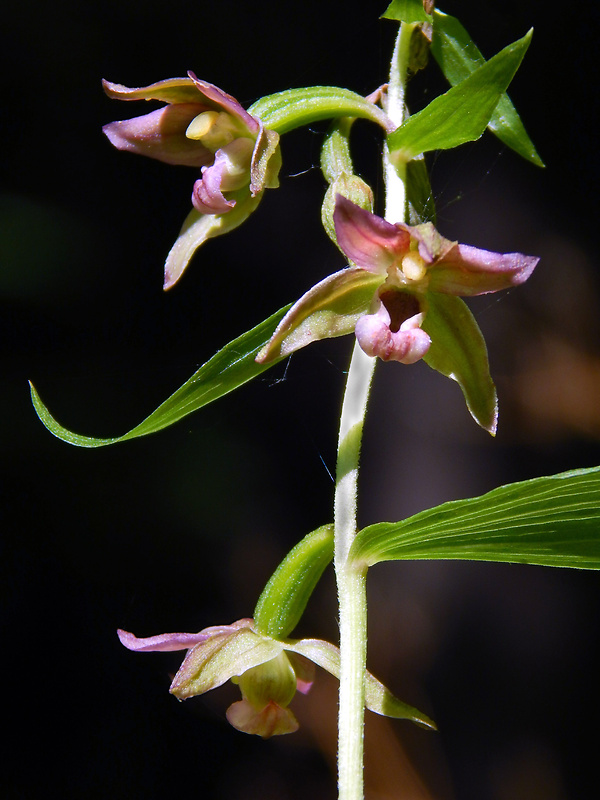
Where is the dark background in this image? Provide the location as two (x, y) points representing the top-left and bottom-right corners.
(2, 1), (599, 798)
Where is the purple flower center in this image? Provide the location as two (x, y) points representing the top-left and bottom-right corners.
(379, 289), (421, 332)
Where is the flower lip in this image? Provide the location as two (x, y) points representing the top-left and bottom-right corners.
(380, 289), (421, 332)
(355, 290), (431, 364)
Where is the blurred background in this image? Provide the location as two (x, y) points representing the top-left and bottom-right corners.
(2, 0), (599, 797)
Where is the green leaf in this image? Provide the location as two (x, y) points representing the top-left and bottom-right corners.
(351, 467), (600, 569)
(387, 29), (533, 161)
(422, 293), (497, 434)
(256, 268), (383, 364)
(431, 10), (543, 166)
(248, 86), (394, 136)
(30, 305), (291, 447)
(254, 525), (334, 639)
(381, 0), (432, 24)
(406, 156), (436, 225)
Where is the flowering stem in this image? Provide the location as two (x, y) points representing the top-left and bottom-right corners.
(334, 21), (413, 800)
(334, 342), (375, 800)
(383, 21), (415, 223)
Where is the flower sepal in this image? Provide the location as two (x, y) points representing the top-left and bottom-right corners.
(164, 190), (261, 289)
(256, 267), (383, 364)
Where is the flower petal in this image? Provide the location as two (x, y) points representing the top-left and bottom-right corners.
(256, 267), (383, 363)
(333, 195), (410, 272)
(408, 222), (456, 263)
(117, 628), (214, 652)
(103, 104), (213, 166)
(164, 192), (262, 289)
(102, 76), (205, 105)
(226, 699), (299, 737)
(187, 72), (260, 134)
(286, 652), (315, 695)
(428, 243), (539, 296)
(117, 619), (255, 653)
(250, 125), (281, 195)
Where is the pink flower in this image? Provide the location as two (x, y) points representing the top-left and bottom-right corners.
(117, 620), (313, 738)
(333, 195), (539, 364)
(102, 73), (281, 288)
(118, 617), (434, 737)
(257, 195), (539, 432)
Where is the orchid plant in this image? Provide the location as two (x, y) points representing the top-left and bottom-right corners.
(30, 2), (600, 798)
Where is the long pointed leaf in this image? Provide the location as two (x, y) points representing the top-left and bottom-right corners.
(431, 10), (543, 166)
(388, 29), (533, 160)
(351, 467), (600, 569)
(30, 305), (291, 447)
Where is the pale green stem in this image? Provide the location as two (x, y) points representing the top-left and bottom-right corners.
(334, 342), (375, 800)
(334, 21), (413, 800)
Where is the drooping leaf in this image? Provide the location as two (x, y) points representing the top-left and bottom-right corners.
(248, 87), (394, 136)
(254, 525), (334, 639)
(387, 29), (533, 160)
(351, 467), (600, 569)
(381, 0), (432, 24)
(422, 292), (497, 434)
(431, 10), (543, 166)
(30, 305), (291, 447)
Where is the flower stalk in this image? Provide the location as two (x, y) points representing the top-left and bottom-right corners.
(383, 21), (415, 223)
(334, 342), (375, 800)
(334, 21), (413, 800)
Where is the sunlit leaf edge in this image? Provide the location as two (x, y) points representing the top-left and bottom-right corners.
(351, 466), (600, 569)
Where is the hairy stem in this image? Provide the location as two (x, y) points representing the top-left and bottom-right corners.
(334, 343), (375, 800)
(334, 21), (413, 800)
(383, 21), (415, 223)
